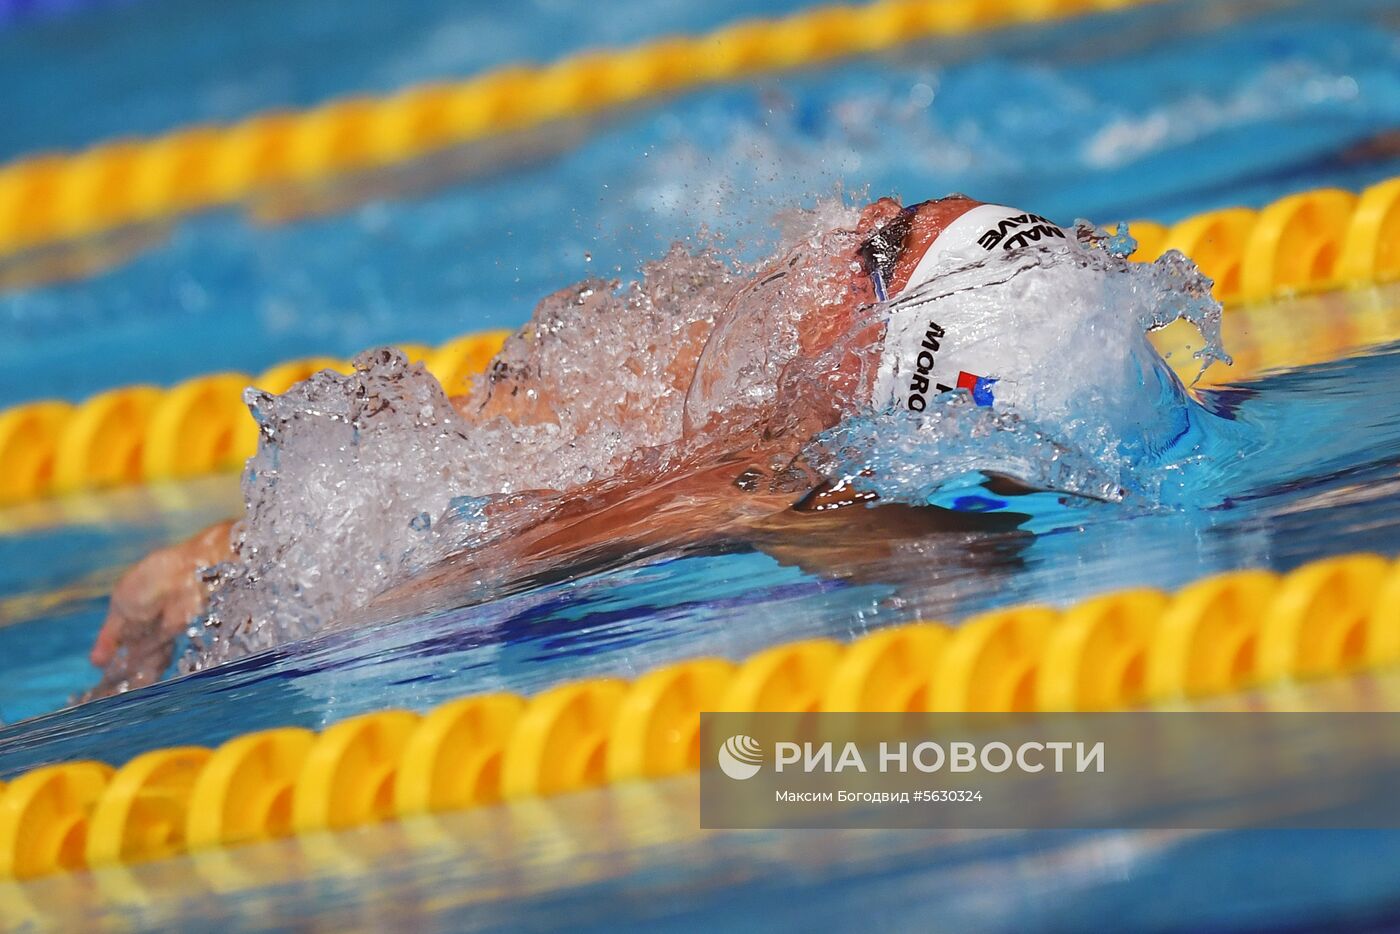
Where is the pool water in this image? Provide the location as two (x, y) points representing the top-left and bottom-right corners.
(4, 286), (1400, 756)
(3, 0), (1399, 403)
(1, 0), (1400, 930)
(10, 736), (1400, 931)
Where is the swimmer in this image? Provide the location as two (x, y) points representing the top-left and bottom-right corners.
(86, 195), (1121, 695)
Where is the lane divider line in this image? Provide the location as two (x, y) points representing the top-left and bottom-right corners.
(0, 0), (1170, 260)
(4, 175), (1400, 506)
(0, 550), (1393, 879)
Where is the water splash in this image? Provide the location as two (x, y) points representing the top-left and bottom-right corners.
(805, 227), (1230, 511)
(182, 209), (1231, 670)
(186, 239), (753, 668)
(192, 349), (490, 668)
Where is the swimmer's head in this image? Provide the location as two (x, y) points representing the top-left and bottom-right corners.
(864, 198), (1132, 420)
(688, 195), (1069, 440)
(855, 195), (985, 301)
(736, 196), (995, 435)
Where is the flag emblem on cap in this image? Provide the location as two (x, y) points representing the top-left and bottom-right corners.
(956, 371), (997, 406)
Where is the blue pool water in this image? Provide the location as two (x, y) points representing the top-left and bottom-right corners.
(3, 299), (1400, 753)
(0, 0), (1396, 778)
(1, 0), (1400, 930)
(3, 0), (1400, 404)
(10, 764), (1400, 931)
(0, 0), (830, 161)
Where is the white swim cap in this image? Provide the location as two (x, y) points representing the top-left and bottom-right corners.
(871, 204), (1085, 415)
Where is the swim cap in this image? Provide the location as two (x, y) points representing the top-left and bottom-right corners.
(870, 203), (1084, 414)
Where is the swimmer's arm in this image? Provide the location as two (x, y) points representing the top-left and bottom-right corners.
(89, 519), (235, 675)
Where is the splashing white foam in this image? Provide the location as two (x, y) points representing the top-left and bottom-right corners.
(183, 208), (1227, 670)
(805, 227), (1230, 507)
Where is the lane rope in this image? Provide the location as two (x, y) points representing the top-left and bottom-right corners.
(2, 176), (1399, 506)
(0, 550), (1393, 878)
(0, 0), (1167, 259)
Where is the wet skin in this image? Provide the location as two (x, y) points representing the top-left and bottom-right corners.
(87, 196), (990, 697)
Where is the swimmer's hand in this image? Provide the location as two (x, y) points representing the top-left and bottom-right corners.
(85, 520), (234, 698)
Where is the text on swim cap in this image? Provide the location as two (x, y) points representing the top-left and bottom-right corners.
(977, 213), (1066, 253)
(873, 203), (1080, 415)
(906, 320), (951, 412)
